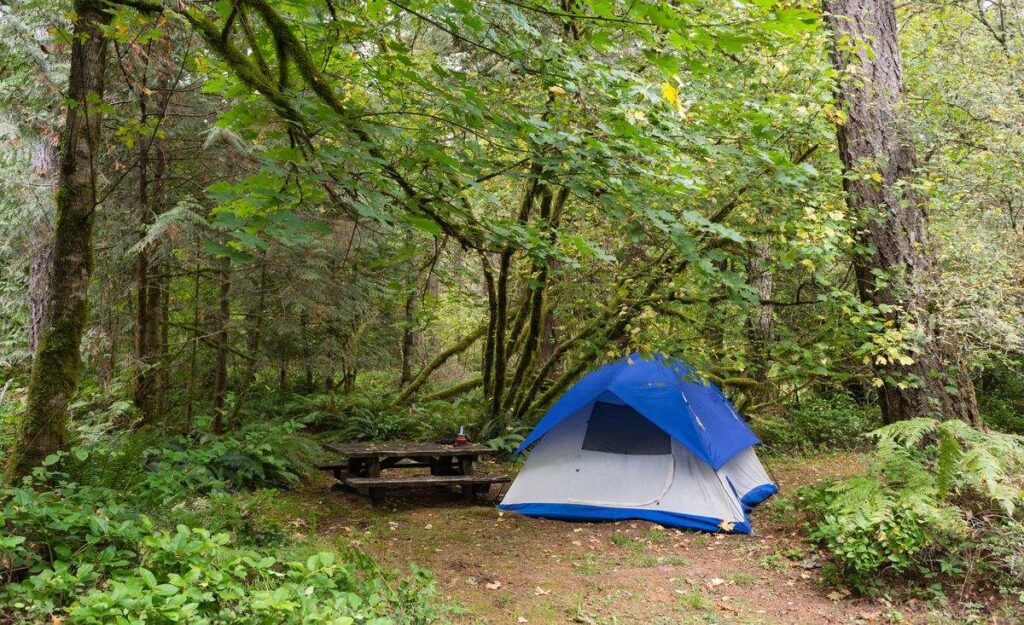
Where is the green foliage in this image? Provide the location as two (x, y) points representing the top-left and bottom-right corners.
(976, 363), (1024, 435)
(148, 420), (320, 494)
(979, 396), (1024, 436)
(483, 429), (527, 457)
(0, 455), (439, 624)
(756, 393), (880, 454)
(801, 419), (1024, 593)
(317, 390), (484, 443)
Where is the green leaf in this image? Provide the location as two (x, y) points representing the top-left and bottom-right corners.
(405, 215), (442, 237)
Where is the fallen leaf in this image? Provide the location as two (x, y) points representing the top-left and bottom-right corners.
(534, 586), (551, 595)
(484, 580), (503, 590)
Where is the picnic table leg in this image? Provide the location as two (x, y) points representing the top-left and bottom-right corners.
(352, 458), (381, 498)
(458, 455), (475, 476)
(370, 488), (385, 506)
(367, 457), (381, 478)
(348, 458), (365, 477)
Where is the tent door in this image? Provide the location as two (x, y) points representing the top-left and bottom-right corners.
(565, 401), (675, 507)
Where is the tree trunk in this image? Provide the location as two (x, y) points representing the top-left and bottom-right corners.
(398, 290), (417, 388)
(301, 310), (314, 391)
(824, 0), (979, 424)
(7, 0), (111, 481)
(744, 240), (777, 410)
(133, 38), (172, 424)
(133, 77), (156, 420)
(212, 259), (231, 433)
(27, 138), (57, 355)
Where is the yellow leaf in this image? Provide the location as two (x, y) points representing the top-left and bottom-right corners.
(661, 81), (680, 108)
(872, 378), (885, 388)
(548, 85), (566, 98)
(869, 172), (884, 183)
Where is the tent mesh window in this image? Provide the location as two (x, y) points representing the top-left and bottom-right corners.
(581, 401), (671, 455)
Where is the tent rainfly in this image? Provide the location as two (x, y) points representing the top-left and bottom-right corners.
(499, 354), (777, 533)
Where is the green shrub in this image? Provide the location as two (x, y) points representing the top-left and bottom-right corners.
(979, 395), (1024, 436)
(0, 460), (440, 624)
(757, 393), (880, 454)
(147, 420), (320, 495)
(800, 418), (1024, 594)
(168, 489), (291, 547)
(321, 393), (482, 443)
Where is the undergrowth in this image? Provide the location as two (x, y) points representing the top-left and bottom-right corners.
(0, 430), (441, 624)
(799, 418), (1024, 601)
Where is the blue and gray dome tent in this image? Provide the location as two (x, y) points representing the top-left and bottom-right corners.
(499, 354), (778, 533)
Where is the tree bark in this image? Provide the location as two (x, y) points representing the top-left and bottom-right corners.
(212, 259), (231, 433)
(824, 0), (979, 424)
(133, 70), (156, 419)
(398, 290), (417, 388)
(27, 138), (57, 355)
(744, 240), (777, 410)
(7, 0), (111, 481)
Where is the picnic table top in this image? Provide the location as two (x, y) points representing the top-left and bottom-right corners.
(324, 441), (497, 458)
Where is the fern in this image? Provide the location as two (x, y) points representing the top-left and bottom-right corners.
(804, 419), (1024, 590)
(869, 418), (939, 449)
(124, 198), (210, 259)
(935, 426), (960, 501)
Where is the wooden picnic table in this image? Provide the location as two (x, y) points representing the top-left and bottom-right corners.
(320, 441), (509, 505)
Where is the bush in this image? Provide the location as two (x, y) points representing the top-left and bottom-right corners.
(146, 420), (321, 495)
(320, 392), (483, 443)
(979, 395), (1024, 436)
(0, 458), (440, 624)
(975, 361), (1024, 435)
(800, 418), (1024, 594)
(757, 393), (880, 454)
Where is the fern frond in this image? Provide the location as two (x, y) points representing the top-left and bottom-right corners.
(869, 418), (939, 449)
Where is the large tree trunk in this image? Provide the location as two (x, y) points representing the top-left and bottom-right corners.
(824, 0), (979, 424)
(7, 0), (111, 481)
(27, 138), (57, 355)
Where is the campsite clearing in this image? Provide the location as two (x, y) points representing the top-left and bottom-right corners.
(276, 452), (996, 624)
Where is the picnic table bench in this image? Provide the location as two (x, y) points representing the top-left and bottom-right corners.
(319, 442), (510, 505)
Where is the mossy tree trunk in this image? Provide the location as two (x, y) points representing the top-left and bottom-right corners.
(824, 0), (980, 424)
(7, 0), (111, 482)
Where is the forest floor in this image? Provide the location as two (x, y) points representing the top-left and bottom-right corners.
(278, 452), (1002, 625)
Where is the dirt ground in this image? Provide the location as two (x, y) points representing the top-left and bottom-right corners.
(283, 452), (1014, 625)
